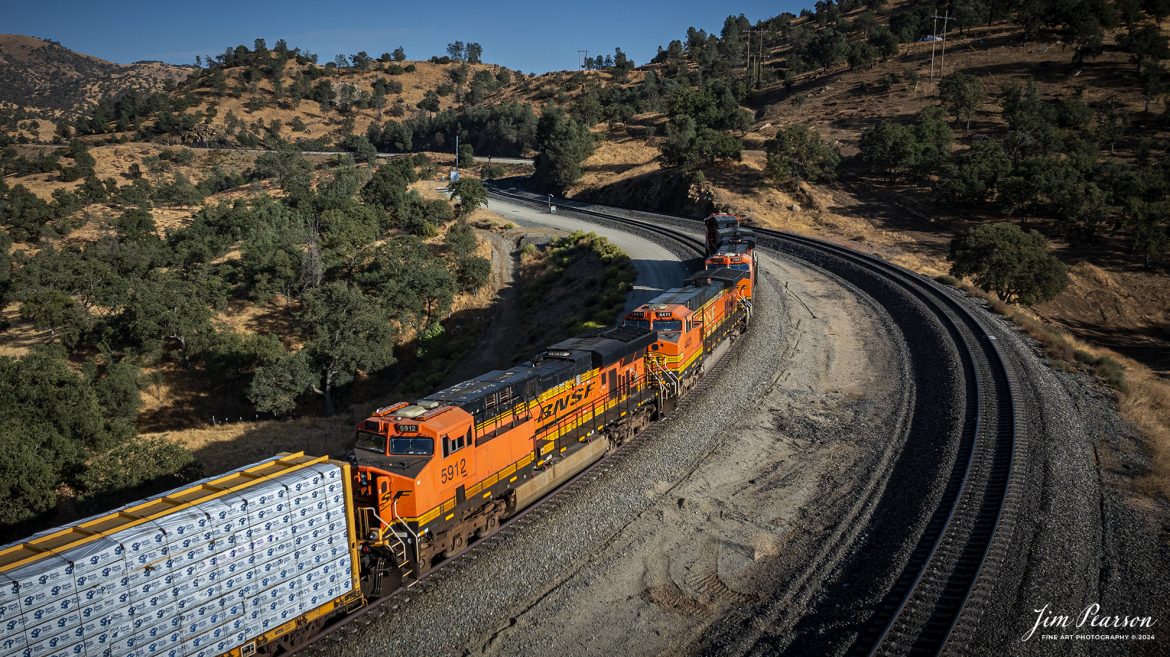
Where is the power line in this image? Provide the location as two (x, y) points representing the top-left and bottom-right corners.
(930, 11), (955, 81)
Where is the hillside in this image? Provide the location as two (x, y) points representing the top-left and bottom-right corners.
(1, 3), (1168, 497)
(0, 35), (190, 140)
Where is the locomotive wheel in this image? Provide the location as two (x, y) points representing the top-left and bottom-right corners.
(443, 532), (466, 558)
(477, 513), (500, 539)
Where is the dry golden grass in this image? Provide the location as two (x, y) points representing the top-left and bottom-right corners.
(141, 415), (357, 473)
(1119, 371), (1170, 497)
(573, 136), (661, 192)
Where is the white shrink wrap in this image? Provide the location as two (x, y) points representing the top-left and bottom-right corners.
(1, 457), (355, 657)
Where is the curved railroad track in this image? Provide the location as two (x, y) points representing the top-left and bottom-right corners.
(484, 185), (1026, 657)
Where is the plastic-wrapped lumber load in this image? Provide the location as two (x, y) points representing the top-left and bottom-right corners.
(0, 453), (361, 657)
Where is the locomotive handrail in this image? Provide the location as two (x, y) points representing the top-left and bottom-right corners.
(391, 498), (421, 571)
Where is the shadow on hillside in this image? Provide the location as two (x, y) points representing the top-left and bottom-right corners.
(585, 162), (656, 175)
(1055, 318), (1170, 376)
(574, 168), (709, 218)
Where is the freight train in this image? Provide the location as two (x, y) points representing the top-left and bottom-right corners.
(0, 214), (757, 657)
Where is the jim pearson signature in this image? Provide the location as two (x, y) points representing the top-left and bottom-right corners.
(1022, 603), (1158, 642)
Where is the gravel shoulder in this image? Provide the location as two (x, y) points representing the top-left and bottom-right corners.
(960, 300), (1170, 657)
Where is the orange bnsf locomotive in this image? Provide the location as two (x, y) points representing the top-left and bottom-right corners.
(349, 214), (757, 593)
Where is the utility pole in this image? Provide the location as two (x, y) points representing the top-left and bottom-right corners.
(454, 133), (459, 178)
(930, 11), (954, 80)
(745, 30), (754, 84)
(757, 30), (765, 89)
(578, 49), (589, 70)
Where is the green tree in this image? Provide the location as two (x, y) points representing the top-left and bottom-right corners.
(948, 223), (1069, 304)
(123, 274), (215, 364)
(361, 158), (418, 210)
(444, 219), (477, 256)
(869, 26), (899, 60)
(847, 41), (877, 70)
(939, 72), (986, 130)
(299, 281), (396, 415)
(936, 138), (1013, 205)
(357, 237), (457, 331)
(392, 46), (406, 62)
(1123, 199), (1169, 266)
(859, 109), (952, 181)
(456, 255), (491, 292)
(116, 207), (158, 242)
(379, 121), (413, 152)
(458, 143), (475, 168)
(809, 29), (849, 70)
(859, 120), (918, 180)
(318, 204), (381, 269)
(449, 178), (486, 218)
(765, 123), (841, 187)
(533, 110), (596, 193)
(0, 419), (60, 525)
(89, 358), (143, 441)
(248, 350), (315, 415)
(418, 90), (441, 112)
(18, 288), (93, 350)
(252, 148), (314, 200)
(0, 231), (10, 302)
(0, 184), (54, 242)
(466, 42), (483, 64)
(392, 190), (451, 236)
(346, 135), (378, 166)
(1139, 62), (1166, 112)
(243, 209), (307, 299)
(661, 115), (742, 173)
(77, 436), (197, 502)
(1121, 24), (1169, 74)
(913, 107), (954, 175)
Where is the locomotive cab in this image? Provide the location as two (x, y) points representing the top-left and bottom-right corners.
(350, 402), (475, 548)
(704, 213), (740, 256)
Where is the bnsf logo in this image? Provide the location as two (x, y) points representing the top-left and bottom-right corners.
(541, 383), (594, 417)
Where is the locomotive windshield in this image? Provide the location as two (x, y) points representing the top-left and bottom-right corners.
(390, 437), (434, 456)
(623, 319), (652, 330)
(655, 319), (683, 331)
(729, 264), (751, 271)
(355, 430), (386, 454)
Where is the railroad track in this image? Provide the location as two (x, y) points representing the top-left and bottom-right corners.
(485, 185), (1024, 657)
